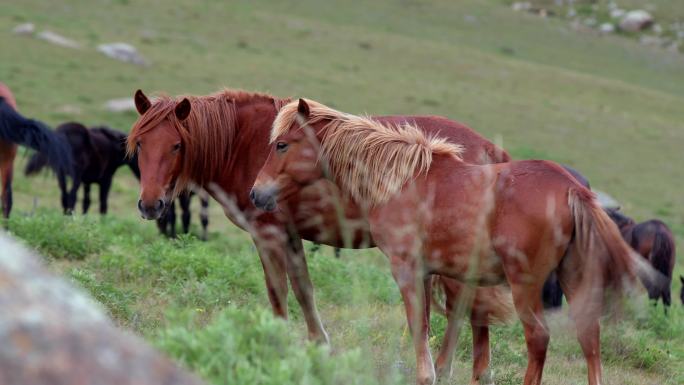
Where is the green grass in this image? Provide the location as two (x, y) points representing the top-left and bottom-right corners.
(1, 0), (683, 384)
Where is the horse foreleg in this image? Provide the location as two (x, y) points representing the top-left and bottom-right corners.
(390, 255), (435, 385)
(57, 171), (69, 214)
(252, 230), (289, 320)
(66, 174), (82, 215)
(98, 177), (112, 215)
(285, 232), (329, 344)
(179, 192), (191, 234)
(82, 183), (91, 214)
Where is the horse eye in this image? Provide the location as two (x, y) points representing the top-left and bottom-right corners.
(172, 143), (181, 152)
(276, 142), (288, 153)
(136, 142), (141, 152)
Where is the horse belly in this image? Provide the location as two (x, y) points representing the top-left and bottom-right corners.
(289, 180), (374, 248)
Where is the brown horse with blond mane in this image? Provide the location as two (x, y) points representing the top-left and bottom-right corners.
(251, 98), (649, 385)
(128, 88), (512, 382)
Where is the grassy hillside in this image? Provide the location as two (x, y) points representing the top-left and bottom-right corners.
(1, 0), (682, 384)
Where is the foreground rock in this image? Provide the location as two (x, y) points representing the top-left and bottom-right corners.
(97, 42), (148, 66)
(619, 10), (654, 32)
(0, 235), (205, 385)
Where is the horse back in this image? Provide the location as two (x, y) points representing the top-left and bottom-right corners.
(373, 115), (509, 164)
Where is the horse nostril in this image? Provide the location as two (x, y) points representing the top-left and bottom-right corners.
(137, 200), (143, 211)
(249, 189), (256, 203)
(156, 199), (164, 211)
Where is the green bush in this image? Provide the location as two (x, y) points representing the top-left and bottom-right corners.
(8, 211), (105, 259)
(156, 307), (404, 385)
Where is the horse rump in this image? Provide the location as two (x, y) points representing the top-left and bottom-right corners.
(0, 98), (73, 177)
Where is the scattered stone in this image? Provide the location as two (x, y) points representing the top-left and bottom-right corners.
(619, 10), (654, 32)
(511, 2), (531, 12)
(599, 23), (616, 34)
(104, 98), (136, 113)
(12, 22), (35, 36)
(97, 43), (148, 66)
(610, 8), (626, 19)
(0, 235), (206, 385)
(584, 18), (598, 27)
(567, 8), (577, 18)
(56, 104), (82, 115)
(36, 30), (81, 49)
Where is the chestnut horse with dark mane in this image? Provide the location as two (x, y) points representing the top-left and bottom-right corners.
(127, 88), (511, 382)
(251, 99), (650, 385)
(0, 83), (73, 219)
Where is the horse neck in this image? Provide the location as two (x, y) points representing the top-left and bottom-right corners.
(210, 97), (281, 208)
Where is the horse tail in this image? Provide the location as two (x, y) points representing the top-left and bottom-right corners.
(476, 286), (515, 325)
(435, 276), (514, 325)
(650, 223), (675, 305)
(650, 223), (675, 280)
(0, 98), (73, 177)
(568, 189), (655, 301)
(24, 152), (48, 176)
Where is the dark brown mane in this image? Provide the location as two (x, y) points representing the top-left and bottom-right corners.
(127, 89), (283, 196)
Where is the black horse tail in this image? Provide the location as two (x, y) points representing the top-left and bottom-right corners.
(24, 152), (49, 176)
(0, 98), (73, 177)
(650, 223), (675, 306)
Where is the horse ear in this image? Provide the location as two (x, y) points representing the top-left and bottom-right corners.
(297, 98), (310, 119)
(134, 89), (151, 115)
(175, 98), (191, 121)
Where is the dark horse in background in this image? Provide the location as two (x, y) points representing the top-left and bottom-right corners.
(541, 167), (677, 310)
(606, 208), (676, 308)
(25, 122), (209, 239)
(0, 83), (73, 219)
(26, 122), (136, 215)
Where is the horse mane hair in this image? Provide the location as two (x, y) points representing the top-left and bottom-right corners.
(272, 99), (464, 206)
(127, 89), (284, 197)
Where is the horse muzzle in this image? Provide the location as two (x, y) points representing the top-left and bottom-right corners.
(249, 185), (278, 212)
(138, 198), (166, 220)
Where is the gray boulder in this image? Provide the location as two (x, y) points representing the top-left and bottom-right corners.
(0, 235), (205, 385)
(97, 42), (148, 66)
(619, 10), (654, 32)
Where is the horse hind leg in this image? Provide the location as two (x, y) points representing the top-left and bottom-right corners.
(557, 247), (603, 385)
(389, 254), (435, 385)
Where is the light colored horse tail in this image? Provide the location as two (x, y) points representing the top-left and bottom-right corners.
(568, 189), (654, 300)
(432, 276), (514, 325)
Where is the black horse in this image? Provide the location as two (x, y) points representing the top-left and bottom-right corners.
(0, 97), (73, 218)
(26, 122), (134, 215)
(606, 208), (676, 308)
(25, 122), (209, 239)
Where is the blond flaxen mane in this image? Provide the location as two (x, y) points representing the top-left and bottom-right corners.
(272, 99), (463, 205)
(127, 89), (286, 197)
